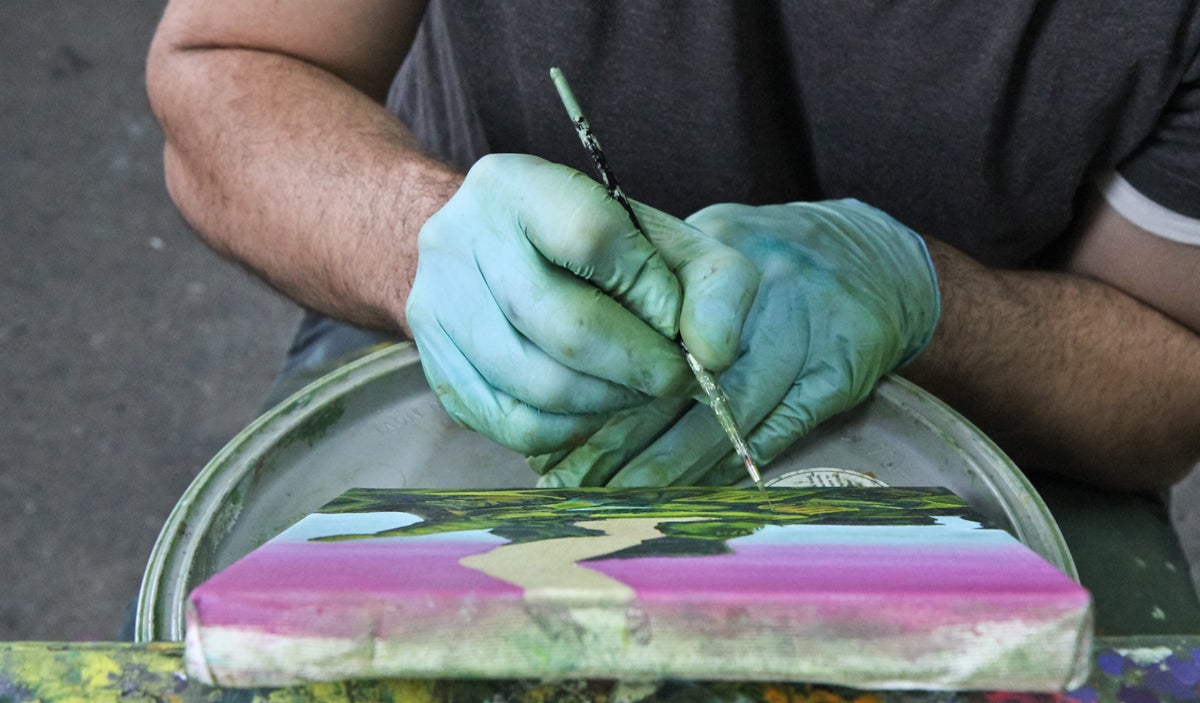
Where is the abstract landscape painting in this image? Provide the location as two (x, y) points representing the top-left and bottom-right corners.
(185, 487), (1091, 690)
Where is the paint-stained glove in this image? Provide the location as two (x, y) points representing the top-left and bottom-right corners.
(406, 153), (759, 456)
(534, 199), (940, 487)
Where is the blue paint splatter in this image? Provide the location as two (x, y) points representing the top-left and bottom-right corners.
(1168, 654), (1200, 687)
(1064, 685), (1099, 703)
(1145, 666), (1198, 701)
(0, 676), (33, 703)
(1097, 651), (1126, 677)
(1118, 685), (1159, 703)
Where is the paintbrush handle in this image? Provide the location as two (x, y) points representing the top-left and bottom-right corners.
(549, 67), (763, 490)
(550, 67), (643, 229)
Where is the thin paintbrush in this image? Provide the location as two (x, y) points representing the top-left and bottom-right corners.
(549, 66), (764, 492)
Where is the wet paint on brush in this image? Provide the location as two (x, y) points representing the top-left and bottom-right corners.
(548, 67), (765, 493)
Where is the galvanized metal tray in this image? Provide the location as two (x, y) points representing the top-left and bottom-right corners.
(136, 342), (1074, 642)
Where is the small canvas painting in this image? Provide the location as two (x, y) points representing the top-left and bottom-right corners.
(185, 486), (1092, 690)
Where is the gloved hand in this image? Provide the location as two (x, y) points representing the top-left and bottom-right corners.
(405, 153), (759, 456)
(534, 199), (940, 487)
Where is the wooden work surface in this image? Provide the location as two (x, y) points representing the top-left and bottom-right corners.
(0, 637), (1197, 703)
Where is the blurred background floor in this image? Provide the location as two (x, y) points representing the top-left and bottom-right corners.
(0, 1), (299, 639)
(0, 1), (1197, 641)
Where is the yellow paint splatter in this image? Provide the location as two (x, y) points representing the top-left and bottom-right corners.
(78, 652), (121, 690)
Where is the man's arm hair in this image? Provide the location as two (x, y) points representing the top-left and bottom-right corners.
(146, 0), (461, 335)
(902, 195), (1200, 491)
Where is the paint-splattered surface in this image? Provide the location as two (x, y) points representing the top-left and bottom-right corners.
(0, 639), (1197, 703)
(184, 487), (1091, 689)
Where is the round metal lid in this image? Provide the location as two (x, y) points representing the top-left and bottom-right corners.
(136, 342), (1074, 642)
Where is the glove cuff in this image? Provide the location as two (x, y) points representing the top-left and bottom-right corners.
(896, 223), (941, 368)
(810, 199), (941, 368)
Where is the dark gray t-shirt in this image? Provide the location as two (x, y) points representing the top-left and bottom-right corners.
(390, 1), (1200, 268)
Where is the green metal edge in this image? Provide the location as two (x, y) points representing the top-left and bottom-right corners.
(135, 343), (421, 642)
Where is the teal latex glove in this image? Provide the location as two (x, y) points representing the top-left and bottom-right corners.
(405, 153), (759, 456)
(534, 199), (940, 487)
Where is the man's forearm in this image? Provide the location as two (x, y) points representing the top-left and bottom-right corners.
(148, 45), (461, 335)
(902, 239), (1200, 491)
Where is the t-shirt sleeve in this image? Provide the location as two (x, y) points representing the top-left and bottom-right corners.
(1101, 51), (1200, 245)
(1099, 172), (1200, 245)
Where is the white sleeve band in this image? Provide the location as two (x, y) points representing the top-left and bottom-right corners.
(1098, 172), (1200, 246)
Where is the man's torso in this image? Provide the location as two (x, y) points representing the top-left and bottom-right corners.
(391, 0), (1200, 267)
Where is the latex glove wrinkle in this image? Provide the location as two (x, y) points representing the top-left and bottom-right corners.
(406, 154), (757, 457)
(537, 199), (939, 488)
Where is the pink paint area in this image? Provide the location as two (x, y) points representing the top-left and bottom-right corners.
(578, 520), (1088, 634)
(587, 541), (1082, 601)
(585, 541), (1088, 632)
(189, 512), (1088, 639)
(201, 539), (520, 594)
(191, 537), (524, 635)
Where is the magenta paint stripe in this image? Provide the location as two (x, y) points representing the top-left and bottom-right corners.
(191, 544), (1088, 636)
(200, 541), (523, 594)
(588, 543), (1082, 598)
(197, 540), (1079, 607)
